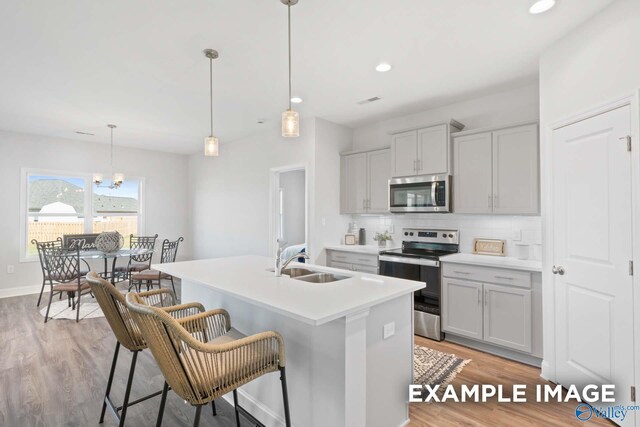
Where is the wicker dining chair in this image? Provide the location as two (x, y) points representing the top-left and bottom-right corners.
(41, 246), (93, 322)
(114, 234), (158, 282)
(129, 237), (184, 295)
(126, 291), (292, 427)
(85, 272), (217, 427)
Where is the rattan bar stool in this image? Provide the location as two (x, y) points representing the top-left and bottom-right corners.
(126, 291), (292, 427)
(86, 272), (217, 427)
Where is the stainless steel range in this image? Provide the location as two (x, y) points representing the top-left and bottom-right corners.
(378, 228), (459, 341)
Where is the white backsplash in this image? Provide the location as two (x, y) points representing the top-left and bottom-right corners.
(349, 214), (542, 260)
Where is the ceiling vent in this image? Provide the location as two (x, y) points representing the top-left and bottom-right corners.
(75, 131), (95, 136)
(357, 96), (381, 105)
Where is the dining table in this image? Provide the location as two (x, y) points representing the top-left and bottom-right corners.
(79, 248), (154, 285)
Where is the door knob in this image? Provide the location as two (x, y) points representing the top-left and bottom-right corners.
(552, 265), (565, 275)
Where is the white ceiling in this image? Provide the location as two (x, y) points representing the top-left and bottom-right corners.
(0, 0), (613, 154)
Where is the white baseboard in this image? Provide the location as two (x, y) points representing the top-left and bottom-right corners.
(0, 284), (41, 299)
(220, 388), (286, 427)
(398, 418), (411, 427)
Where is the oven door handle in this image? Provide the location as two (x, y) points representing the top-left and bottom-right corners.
(379, 255), (440, 267)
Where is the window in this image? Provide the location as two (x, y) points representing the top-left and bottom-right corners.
(21, 170), (143, 260)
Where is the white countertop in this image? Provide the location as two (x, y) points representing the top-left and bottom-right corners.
(440, 253), (542, 272)
(153, 255), (424, 326)
(324, 244), (399, 255)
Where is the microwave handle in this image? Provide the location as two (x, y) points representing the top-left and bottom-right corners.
(431, 182), (437, 206)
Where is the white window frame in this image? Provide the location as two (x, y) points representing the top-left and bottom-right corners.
(20, 168), (145, 262)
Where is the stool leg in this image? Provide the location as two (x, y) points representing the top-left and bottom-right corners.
(118, 350), (139, 427)
(280, 367), (291, 427)
(100, 342), (120, 423)
(156, 381), (169, 427)
(193, 405), (202, 427)
(211, 400), (217, 416)
(233, 389), (241, 427)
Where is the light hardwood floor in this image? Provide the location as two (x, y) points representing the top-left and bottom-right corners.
(410, 336), (614, 427)
(0, 286), (615, 427)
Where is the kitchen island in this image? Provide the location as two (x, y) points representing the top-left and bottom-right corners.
(154, 255), (424, 427)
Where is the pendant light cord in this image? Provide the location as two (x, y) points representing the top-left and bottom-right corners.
(209, 57), (214, 137)
(110, 126), (114, 175)
(288, 2), (292, 110)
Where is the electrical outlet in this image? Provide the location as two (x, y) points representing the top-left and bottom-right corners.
(388, 224), (395, 234)
(383, 322), (395, 339)
(7, 265), (15, 274)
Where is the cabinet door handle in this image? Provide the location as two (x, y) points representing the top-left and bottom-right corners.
(413, 159), (417, 173)
(416, 159), (421, 172)
(495, 276), (514, 280)
(453, 270), (471, 275)
(484, 289), (488, 306)
(363, 199), (366, 210)
(494, 195), (498, 209)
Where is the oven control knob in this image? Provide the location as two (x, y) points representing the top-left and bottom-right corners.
(442, 233), (447, 238)
(409, 232), (414, 236)
(404, 232), (408, 236)
(448, 234), (454, 238)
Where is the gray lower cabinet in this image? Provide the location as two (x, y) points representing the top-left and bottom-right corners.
(482, 283), (532, 353)
(326, 250), (379, 274)
(442, 275), (533, 354)
(441, 279), (483, 340)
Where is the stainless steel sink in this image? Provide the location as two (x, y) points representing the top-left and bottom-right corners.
(294, 272), (349, 283)
(282, 267), (316, 278)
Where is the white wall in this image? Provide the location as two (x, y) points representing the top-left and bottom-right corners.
(0, 130), (190, 296)
(279, 169), (306, 246)
(188, 118), (354, 266)
(188, 119), (317, 260)
(312, 119), (354, 264)
(538, 0), (640, 381)
(353, 83), (539, 151)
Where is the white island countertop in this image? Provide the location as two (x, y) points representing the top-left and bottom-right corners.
(153, 255), (424, 326)
(440, 253), (542, 272)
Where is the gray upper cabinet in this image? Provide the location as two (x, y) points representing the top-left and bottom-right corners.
(453, 132), (493, 213)
(341, 148), (391, 214)
(390, 120), (464, 177)
(453, 123), (539, 214)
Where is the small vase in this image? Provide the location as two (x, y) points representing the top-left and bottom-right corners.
(378, 240), (387, 248)
(95, 231), (124, 253)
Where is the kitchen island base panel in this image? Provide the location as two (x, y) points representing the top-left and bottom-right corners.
(182, 280), (413, 427)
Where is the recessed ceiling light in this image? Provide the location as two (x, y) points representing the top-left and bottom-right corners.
(529, 0), (556, 14)
(375, 63), (392, 72)
(291, 97), (303, 104)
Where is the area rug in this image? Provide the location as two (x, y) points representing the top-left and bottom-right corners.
(414, 344), (471, 401)
(39, 299), (104, 320)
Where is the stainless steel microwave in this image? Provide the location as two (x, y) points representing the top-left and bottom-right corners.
(388, 174), (451, 213)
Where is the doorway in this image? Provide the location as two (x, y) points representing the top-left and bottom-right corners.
(269, 165), (308, 257)
(550, 103), (635, 426)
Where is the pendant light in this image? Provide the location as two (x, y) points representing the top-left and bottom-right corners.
(204, 48), (220, 156)
(281, 0), (300, 138)
(93, 124), (124, 189)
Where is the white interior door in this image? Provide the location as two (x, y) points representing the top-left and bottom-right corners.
(552, 105), (634, 426)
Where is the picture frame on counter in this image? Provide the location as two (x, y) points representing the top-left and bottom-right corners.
(344, 234), (357, 245)
(472, 238), (506, 256)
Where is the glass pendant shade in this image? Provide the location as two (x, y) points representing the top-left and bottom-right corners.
(112, 173), (124, 187)
(93, 174), (103, 185)
(204, 135), (219, 157)
(282, 109), (300, 138)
